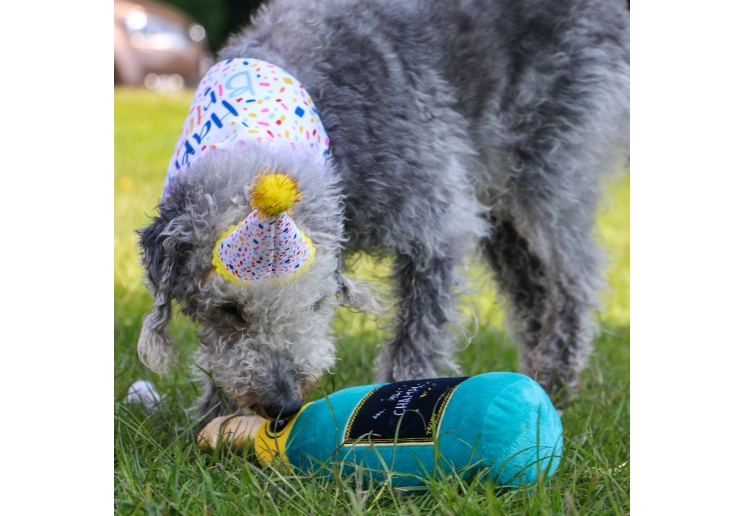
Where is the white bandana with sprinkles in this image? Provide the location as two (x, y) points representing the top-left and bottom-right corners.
(163, 58), (330, 200)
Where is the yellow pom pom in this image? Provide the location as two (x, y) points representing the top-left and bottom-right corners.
(250, 172), (302, 217)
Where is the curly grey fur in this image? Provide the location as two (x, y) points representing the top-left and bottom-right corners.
(137, 0), (629, 418)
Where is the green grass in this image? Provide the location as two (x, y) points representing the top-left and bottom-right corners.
(115, 88), (629, 515)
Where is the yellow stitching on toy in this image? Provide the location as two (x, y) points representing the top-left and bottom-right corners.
(432, 384), (460, 438)
(342, 387), (381, 443)
(341, 382), (464, 447)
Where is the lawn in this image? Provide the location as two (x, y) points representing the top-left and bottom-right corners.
(114, 88), (629, 515)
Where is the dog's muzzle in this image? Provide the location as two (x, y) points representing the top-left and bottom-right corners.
(260, 397), (304, 420)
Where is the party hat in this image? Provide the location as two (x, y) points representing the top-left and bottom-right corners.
(212, 173), (315, 283)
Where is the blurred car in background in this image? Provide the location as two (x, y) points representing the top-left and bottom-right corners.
(114, 0), (213, 90)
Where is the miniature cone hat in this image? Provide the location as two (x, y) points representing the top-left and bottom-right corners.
(213, 173), (315, 283)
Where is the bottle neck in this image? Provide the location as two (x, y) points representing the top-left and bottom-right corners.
(253, 403), (309, 466)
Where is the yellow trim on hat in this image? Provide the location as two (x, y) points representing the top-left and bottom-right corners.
(212, 222), (243, 284)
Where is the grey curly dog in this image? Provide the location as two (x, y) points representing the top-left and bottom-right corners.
(136, 0), (630, 422)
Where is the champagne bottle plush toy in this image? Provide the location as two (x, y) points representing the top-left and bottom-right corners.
(198, 372), (563, 487)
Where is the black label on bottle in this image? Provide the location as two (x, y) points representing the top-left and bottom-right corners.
(343, 377), (468, 445)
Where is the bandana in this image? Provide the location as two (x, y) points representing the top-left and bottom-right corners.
(163, 58), (330, 201)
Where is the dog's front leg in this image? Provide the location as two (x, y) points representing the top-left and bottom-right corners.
(374, 248), (459, 382)
(192, 371), (239, 430)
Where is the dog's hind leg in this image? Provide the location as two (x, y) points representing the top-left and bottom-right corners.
(482, 216), (603, 407)
(477, 19), (628, 405)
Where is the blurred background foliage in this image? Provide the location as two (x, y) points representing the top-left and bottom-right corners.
(168, 0), (265, 52)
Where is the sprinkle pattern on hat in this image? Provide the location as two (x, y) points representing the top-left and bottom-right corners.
(163, 58), (330, 200)
(213, 211), (315, 282)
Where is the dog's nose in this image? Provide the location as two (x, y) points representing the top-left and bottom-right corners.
(263, 398), (303, 420)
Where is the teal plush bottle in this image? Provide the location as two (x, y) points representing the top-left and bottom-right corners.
(247, 372), (562, 487)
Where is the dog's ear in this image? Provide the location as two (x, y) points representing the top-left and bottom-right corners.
(335, 270), (381, 315)
(136, 207), (186, 376)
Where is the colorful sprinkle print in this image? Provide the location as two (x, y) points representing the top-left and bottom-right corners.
(163, 58), (330, 201)
(216, 211), (314, 282)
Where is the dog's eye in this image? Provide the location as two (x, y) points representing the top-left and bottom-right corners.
(220, 303), (244, 320)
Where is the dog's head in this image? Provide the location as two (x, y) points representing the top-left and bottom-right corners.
(136, 144), (359, 419)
